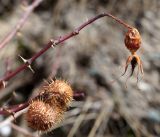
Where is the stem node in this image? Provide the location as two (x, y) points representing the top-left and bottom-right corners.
(73, 29), (79, 35)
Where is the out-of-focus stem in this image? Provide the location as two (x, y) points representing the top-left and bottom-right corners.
(0, 0), (43, 50)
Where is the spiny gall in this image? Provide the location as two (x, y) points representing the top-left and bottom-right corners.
(26, 100), (63, 132)
(40, 80), (73, 110)
(26, 79), (73, 132)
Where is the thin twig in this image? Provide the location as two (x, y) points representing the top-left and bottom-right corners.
(0, 74), (31, 100)
(0, 102), (28, 115)
(55, 112), (98, 129)
(87, 101), (113, 137)
(0, 12), (132, 87)
(67, 97), (92, 137)
(88, 109), (106, 137)
(0, 108), (27, 128)
(39, 112), (98, 136)
(10, 123), (39, 137)
(0, 92), (85, 115)
(113, 90), (153, 137)
(0, 0), (43, 50)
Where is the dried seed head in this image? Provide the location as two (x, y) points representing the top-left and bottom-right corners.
(26, 100), (63, 132)
(41, 80), (73, 109)
(124, 28), (141, 54)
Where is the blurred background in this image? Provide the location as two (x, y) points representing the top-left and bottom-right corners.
(0, 0), (160, 137)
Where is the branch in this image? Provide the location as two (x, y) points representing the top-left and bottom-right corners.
(10, 123), (39, 137)
(0, 108), (27, 128)
(0, 12), (132, 86)
(0, 92), (85, 115)
(0, 102), (28, 115)
(0, 0), (43, 50)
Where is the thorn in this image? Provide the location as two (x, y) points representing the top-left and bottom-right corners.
(51, 45), (55, 48)
(50, 39), (58, 48)
(19, 55), (34, 73)
(28, 65), (35, 73)
(2, 81), (7, 88)
(43, 79), (50, 85)
(50, 39), (54, 43)
(20, 0), (29, 11)
(12, 91), (17, 98)
(17, 31), (22, 38)
(3, 91), (17, 105)
(73, 29), (79, 35)
(58, 36), (62, 41)
(19, 55), (27, 63)
(20, 4), (27, 11)
(85, 16), (89, 22)
(0, 81), (7, 89)
(48, 76), (53, 83)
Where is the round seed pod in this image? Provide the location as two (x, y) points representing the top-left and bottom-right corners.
(41, 80), (73, 109)
(26, 100), (63, 132)
(124, 28), (141, 54)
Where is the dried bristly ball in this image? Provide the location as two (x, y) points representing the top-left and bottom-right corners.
(26, 100), (64, 132)
(41, 80), (73, 109)
(124, 28), (141, 54)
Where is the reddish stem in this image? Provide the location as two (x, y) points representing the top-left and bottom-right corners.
(0, 13), (132, 85)
(73, 92), (86, 101)
(0, 92), (85, 115)
(0, 102), (29, 115)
